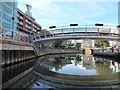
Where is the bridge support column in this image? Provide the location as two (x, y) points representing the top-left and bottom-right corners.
(2, 50), (5, 65)
(9, 50), (12, 64)
(21, 50), (23, 61)
(11, 50), (14, 64)
(23, 50), (25, 61)
(19, 50), (21, 62)
(24, 51), (26, 60)
(16, 50), (18, 62)
(15, 50), (17, 63)
(27, 51), (29, 59)
(6, 50), (9, 65)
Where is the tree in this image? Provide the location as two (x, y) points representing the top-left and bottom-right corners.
(95, 61), (112, 75)
(53, 40), (62, 49)
(75, 42), (82, 50)
(75, 55), (82, 66)
(95, 40), (109, 48)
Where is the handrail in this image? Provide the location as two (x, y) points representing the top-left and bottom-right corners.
(33, 27), (119, 42)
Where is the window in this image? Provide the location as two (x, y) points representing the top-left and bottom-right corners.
(0, 11), (1, 19)
(0, 3), (2, 10)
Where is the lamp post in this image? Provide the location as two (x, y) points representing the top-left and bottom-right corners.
(49, 26), (56, 37)
(12, 1), (15, 39)
(95, 23), (104, 26)
(95, 23), (119, 37)
(95, 23), (104, 36)
(70, 24), (78, 26)
(70, 24), (78, 35)
(49, 25), (56, 28)
(117, 25), (120, 37)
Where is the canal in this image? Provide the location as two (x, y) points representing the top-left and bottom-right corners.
(2, 53), (120, 89)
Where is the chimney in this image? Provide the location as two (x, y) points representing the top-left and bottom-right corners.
(26, 4), (31, 12)
(25, 4), (32, 17)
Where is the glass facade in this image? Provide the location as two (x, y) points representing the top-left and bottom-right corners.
(0, 1), (17, 37)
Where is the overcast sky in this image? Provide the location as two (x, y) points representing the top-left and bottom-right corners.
(18, 0), (119, 29)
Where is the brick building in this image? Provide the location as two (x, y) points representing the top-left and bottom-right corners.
(16, 4), (42, 42)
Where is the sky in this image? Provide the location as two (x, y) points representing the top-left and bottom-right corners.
(17, 0), (119, 29)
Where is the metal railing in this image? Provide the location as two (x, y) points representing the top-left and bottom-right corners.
(34, 27), (120, 42)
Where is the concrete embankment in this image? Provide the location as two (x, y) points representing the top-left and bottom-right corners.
(33, 61), (120, 88)
(93, 52), (120, 62)
(1, 36), (38, 67)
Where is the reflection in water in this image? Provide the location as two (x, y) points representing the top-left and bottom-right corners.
(32, 54), (120, 89)
(2, 59), (36, 84)
(42, 54), (120, 76)
(75, 55), (82, 66)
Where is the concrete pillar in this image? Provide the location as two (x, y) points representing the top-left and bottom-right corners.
(16, 50), (18, 62)
(24, 50), (26, 60)
(27, 50), (28, 59)
(12, 50), (14, 63)
(82, 39), (95, 49)
(22, 50), (24, 61)
(5, 50), (7, 65)
(14, 50), (16, 63)
(21, 50), (23, 61)
(9, 50), (12, 64)
(19, 50), (22, 62)
(27, 50), (29, 59)
(23, 50), (25, 60)
(18, 50), (20, 62)
(13, 50), (16, 63)
(2, 50), (5, 65)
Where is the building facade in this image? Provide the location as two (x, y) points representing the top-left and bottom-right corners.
(16, 7), (42, 42)
(0, 1), (17, 37)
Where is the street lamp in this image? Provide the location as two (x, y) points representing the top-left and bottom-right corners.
(95, 23), (103, 26)
(49, 26), (56, 29)
(12, 16), (15, 38)
(95, 23), (104, 36)
(70, 24), (78, 35)
(117, 25), (120, 28)
(49, 26), (56, 37)
(12, 1), (15, 39)
(117, 25), (120, 37)
(70, 24), (78, 26)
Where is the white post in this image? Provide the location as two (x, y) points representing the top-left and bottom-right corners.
(44, 29), (47, 38)
(85, 26), (87, 36)
(62, 28), (64, 37)
(73, 28), (75, 36)
(109, 28), (111, 37)
(52, 30), (54, 37)
(98, 28), (99, 36)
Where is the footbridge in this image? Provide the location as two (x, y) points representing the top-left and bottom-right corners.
(33, 27), (120, 43)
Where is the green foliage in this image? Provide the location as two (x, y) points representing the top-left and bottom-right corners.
(95, 40), (109, 48)
(75, 55), (82, 66)
(76, 42), (82, 50)
(95, 62), (113, 75)
(53, 40), (62, 49)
